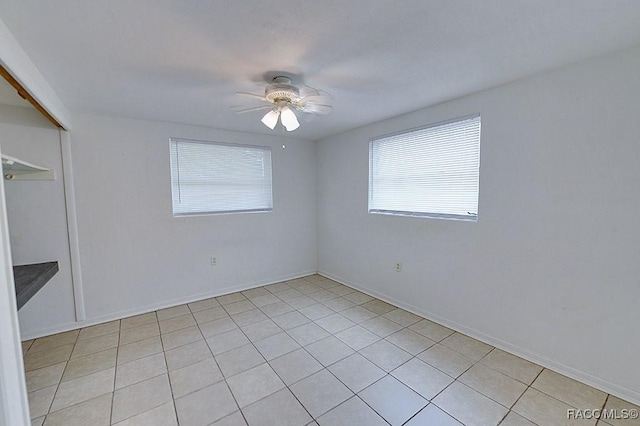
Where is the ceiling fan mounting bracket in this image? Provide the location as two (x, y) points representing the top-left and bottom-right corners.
(272, 76), (291, 84)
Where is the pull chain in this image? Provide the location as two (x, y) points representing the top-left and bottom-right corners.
(281, 122), (286, 149)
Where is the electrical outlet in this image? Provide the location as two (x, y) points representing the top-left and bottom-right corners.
(395, 262), (402, 272)
(210, 256), (217, 266)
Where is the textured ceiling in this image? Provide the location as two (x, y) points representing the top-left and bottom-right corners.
(1, 1), (640, 140)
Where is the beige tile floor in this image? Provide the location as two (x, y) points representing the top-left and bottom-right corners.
(21, 274), (640, 426)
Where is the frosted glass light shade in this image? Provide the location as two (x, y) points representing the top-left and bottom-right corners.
(280, 106), (300, 131)
(261, 110), (280, 130)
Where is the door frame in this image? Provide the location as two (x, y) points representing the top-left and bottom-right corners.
(0, 144), (31, 426)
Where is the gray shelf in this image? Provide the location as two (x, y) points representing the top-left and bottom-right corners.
(14, 261), (59, 310)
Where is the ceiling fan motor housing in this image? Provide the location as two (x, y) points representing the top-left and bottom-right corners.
(264, 77), (301, 105)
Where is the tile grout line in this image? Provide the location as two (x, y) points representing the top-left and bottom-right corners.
(272, 278), (405, 422)
(37, 329), (80, 422)
(196, 297), (254, 425)
(520, 367), (612, 425)
(231, 278), (318, 423)
(110, 319), (122, 425)
(304, 305), (544, 425)
(175, 306), (215, 424)
(502, 367), (546, 425)
(123, 310), (185, 422)
(289, 280), (415, 422)
(111, 315), (170, 424)
(32, 279), (352, 424)
(389, 323), (538, 424)
(127, 314), (167, 421)
(29, 278), (478, 425)
(170, 297), (246, 424)
(224, 276), (361, 422)
(472, 347), (515, 426)
(427, 345), (534, 426)
(282, 277), (369, 422)
(599, 394), (611, 426)
(302, 300), (495, 425)
(39, 324), (122, 422)
(25, 275), (628, 426)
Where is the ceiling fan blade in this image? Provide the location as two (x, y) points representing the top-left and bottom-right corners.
(299, 85), (327, 98)
(230, 105), (272, 113)
(300, 85), (332, 111)
(301, 103), (333, 115)
(301, 95), (332, 109)
(236, 92), (267, 101)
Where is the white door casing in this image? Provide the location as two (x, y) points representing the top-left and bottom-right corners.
(0, 144), (31, 426)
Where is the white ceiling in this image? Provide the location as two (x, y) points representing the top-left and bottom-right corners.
(1, 1), (640, 141)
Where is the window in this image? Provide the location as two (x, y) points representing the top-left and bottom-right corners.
(369, 114), (480, 221)
(169, 138), (273, 215)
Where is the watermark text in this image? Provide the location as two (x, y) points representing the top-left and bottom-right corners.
(567, 408), (639, 420)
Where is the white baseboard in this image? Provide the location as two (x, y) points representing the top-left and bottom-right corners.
(20, 269), (317, 340)
(317, 270), (640, 407)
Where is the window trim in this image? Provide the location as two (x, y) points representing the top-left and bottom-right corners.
(368, 113), (481, 221)
(169, 137), (273, 217)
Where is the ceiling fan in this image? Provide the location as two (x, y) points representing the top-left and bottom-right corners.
(232, 76), (332, 132)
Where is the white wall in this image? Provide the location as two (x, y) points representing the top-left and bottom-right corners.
(0, 105), (77, 335)
(317, 45), (640, 404)
(62, 113), (317, 328)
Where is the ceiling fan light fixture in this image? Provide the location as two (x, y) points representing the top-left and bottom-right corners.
(280, 105), (300, 131)
(261, 109), (279, 130)
(234, 74), (331, 132)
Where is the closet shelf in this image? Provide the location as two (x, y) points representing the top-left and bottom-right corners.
(14, 261), (59, 310)
(2, 154), (55, 181)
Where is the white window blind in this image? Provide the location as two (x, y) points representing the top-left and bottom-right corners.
(369, 115), (480, 221)
(169, 138), (273, 215)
